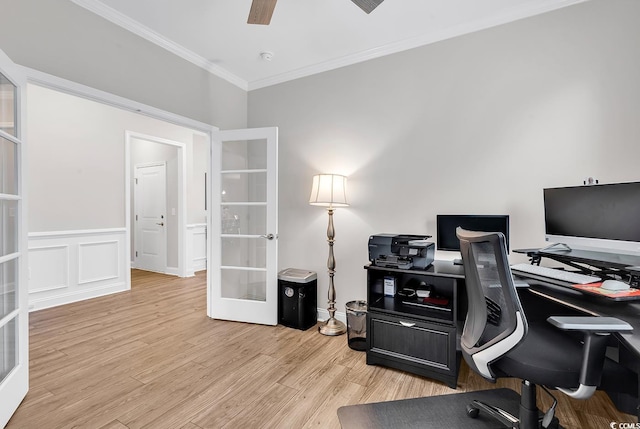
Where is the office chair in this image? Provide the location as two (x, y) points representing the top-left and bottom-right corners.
(456, 228), (635, 429)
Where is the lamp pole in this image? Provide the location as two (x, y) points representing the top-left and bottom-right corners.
(319, 207), (347, 336)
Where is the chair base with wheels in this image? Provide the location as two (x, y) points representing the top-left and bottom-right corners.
(466, 381), (560, 429)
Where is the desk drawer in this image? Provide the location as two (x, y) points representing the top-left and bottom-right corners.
(367, 312), (456, 374)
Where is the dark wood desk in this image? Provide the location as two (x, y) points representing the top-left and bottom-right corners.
(516, 276), (640, 418)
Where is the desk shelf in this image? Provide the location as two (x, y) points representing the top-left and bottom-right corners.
(365, 262), (465, 388)
(368, 295), (453, 323)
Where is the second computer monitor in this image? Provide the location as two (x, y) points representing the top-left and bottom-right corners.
(437, 214), (510, 252)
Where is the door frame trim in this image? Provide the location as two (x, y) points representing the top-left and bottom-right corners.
(20, 66), (216, 135)
(127, 133), (186, 277)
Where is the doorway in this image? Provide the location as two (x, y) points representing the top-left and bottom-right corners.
(126, 132), (187, 277)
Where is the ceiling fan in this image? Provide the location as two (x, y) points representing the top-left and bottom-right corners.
(248, 0), (384, 25)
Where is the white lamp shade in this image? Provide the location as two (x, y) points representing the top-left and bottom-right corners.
(309, 174), (349, 208)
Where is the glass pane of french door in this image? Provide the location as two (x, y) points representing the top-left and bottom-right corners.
(0, 136), (19, 265)
(0, 135), (18, 194)
(0, 317), (17, 383)
(0, 258), (18, 321)
(0, 73), (17, 137)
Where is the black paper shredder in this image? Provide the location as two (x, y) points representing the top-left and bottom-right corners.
(278, 268), (317, 330)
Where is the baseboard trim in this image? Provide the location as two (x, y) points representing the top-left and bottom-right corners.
(165, 266), (180, 276)
(29, 282), (127, 312)
(317, 307), (347, 324)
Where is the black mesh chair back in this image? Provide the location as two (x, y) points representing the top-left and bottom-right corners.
(458, 228), (527, 381)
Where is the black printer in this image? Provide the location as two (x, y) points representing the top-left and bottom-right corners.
(368, 234), (435, 270)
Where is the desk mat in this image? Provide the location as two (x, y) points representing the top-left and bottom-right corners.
(337, 388), (548, 429)
(572, 283), (640, 301)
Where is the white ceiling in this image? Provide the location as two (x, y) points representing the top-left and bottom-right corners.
(72, 0), (586, 91)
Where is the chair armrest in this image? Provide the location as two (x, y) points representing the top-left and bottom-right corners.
(547, 316), (632, 332)
(546, 315), (632, 396)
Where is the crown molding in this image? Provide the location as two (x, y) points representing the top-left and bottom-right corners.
(70, 0), (248, 91)
(72, 0), (586, 92)
(247, 0), (587, 90)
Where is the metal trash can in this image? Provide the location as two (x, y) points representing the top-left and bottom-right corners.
(278, 268), (317, 330)
(346, 300), (367, 351)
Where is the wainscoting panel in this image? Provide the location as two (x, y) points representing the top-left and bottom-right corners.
(28, 245), (69, 294)
(28, 229), (128, 311)
(187, 223), (207, 276)
(78, 240), (120, 284)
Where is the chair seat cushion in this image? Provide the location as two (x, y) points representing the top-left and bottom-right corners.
(490, 320), (637, 395)
(495, 321), (584, 387)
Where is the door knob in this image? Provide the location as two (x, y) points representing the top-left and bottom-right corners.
(260, 233), (275, 240)
(156, 222), (164, 226)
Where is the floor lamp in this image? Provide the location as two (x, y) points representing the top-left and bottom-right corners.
(309, 174), (349, 336)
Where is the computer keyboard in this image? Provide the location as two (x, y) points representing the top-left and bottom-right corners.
(510, 263), (601, 284)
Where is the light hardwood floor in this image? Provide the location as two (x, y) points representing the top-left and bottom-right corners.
(6, 270), (636, 428)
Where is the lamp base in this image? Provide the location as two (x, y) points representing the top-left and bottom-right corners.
(318, 317), (347, 336)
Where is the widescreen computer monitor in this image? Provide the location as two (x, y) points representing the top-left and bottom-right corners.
(543, 182), (640, 255)
(437, 215), (510, 252)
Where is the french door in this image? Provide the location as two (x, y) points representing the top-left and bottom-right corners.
(0, 50), (28, 427)
(209, 127), (278, 325)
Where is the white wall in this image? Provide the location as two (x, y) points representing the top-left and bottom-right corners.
(189, 134), (209, 225)
(27, 84), (207, 231)
(0, 0), (247, 130)
(26, 84), (209, 308)
(248, 0), (640, 314)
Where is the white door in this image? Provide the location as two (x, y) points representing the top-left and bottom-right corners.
(134, 163), (167, 273)
(0, 50), (28, 427)
(209, 127), (278, 325)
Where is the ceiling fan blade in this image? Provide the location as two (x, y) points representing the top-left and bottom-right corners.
(351, 0), (384, 14)
(248, 0), (278, 25)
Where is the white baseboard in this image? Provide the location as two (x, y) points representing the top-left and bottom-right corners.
(28, 282), (127, 312)
(316, 307), (347, 324)
(165, 266), (180, 276)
